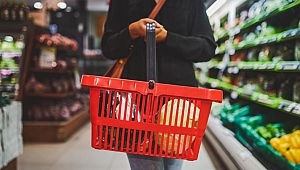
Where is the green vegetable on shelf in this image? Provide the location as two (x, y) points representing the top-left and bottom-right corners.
(257, 126), (273, 139)
(265, 123), (286, 138)
(256, 123), (286, 140)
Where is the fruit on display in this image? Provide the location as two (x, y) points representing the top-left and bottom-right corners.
(25, 75), (76, 93)
(156, 99), (200, 154)
(37, 34), (78, 51)
(270, 130), (300, 164)
(25, 93), (89, 121)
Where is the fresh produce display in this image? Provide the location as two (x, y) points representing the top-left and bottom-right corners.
(210, 0), (300, 168)
(37, 34), (78, 51)
(156, 99), (200, 154)
(25, 74), (76, 93)
(25, 93), (89, 121)
(0, 35), (24, 101)
(270, 130), (300, 164)
(256, 123), (286, 140)
(219, 105), (251, 126)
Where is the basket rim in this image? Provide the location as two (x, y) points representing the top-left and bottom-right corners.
(81, 75), (223, 103)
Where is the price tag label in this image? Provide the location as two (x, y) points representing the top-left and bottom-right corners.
(278, 101), (292, 110)
(39, 47), (56, 68)
(229, 30), (235, 37)
(231, 91), (238, 99)
(251, 92), (266, 100)
(257, 65), (267, 70)
(278, 62), (300, 70)
(267, 37), (277, 43)
(282, 65), (298, 70)
(257, 98), (274, 105)
(237, 148), (252, 161)
(213, 119), (223, 125)
(222, 129), (234, 136)
(283, 102), (297, 112)
(266, 64), (275, 69)
(259, 39), (268, 44)
(292, 104), (300, 115)
(241, 65), (253, 70)
(234, 27), (241, 35)
(229, 48), (236, 55)
(211, 81), (219, 88)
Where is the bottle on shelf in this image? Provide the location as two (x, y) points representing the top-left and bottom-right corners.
(293, 77), (300, 103)
(278, 77), (293, 101)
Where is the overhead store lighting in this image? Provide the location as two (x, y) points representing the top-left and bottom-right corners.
(57, 2), (67, 9)
(34, 0), (66, 11)
(206, 0), (227, 17)
(34, 2), (43, 9)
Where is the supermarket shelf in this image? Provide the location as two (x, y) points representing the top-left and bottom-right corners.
(215, 1), (300, 43)
(30, 67), (73, 74)
(22, 107), (90, 142)
(206, 116), (267, 170)
(0, 21), (32, 32)
(235, 28), (300, 51)
(210, 61), (300, 72)
(206, 78), (300, 118)
(215, 28), (300, 56)
(239, 1), (300, 30)
(25, 91), (77, 98)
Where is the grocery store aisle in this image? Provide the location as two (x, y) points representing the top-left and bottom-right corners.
(18, 122), (217, 170)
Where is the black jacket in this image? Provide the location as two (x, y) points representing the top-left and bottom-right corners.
(101, 0), (216, 87)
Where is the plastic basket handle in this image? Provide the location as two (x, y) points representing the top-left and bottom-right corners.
(146, 22), (157, 82)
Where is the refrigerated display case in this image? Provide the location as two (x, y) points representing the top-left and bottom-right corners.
(204, 0), (300, 169)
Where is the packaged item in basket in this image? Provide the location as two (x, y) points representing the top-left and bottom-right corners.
(156, 99), (200, 154)
(98, 90), (115, 118)
(115, 93), (141, 122)
(98, 91), (144, 151)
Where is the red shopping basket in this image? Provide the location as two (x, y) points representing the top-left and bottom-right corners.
(81, 23), (222, 160)
(81, 75), (222, 160)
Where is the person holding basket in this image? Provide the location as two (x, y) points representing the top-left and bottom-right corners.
(101, 0), (216, 169)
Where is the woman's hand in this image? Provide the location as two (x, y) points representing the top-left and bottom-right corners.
(129, 18), (167, 42)
(156, 27), (167, 43)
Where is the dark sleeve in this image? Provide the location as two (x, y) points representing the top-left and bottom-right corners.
(165, 0), (216, 62)
(101, 0), (133, 60)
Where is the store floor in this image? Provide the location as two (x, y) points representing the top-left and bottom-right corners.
(18, 122), (217, 170)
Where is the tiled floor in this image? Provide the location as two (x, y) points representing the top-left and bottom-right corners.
(18, 122), (217, 170)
